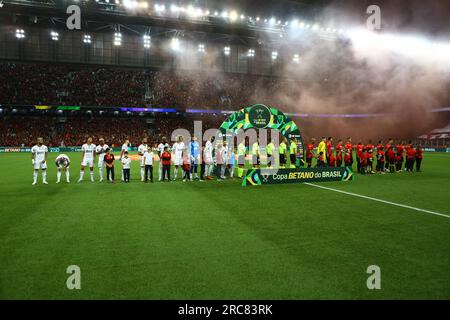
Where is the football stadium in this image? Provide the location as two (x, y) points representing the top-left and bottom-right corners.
(0, 0), (449, 305)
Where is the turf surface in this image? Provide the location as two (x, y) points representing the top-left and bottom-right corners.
(0, 152), (449, 299)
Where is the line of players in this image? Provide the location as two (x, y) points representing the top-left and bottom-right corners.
(31, 135), (425, 185)
(31, 135), (219, 184)
(307, 137), (424, 174)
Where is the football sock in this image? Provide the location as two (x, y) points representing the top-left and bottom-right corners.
(90, 171), (94, 182)
(57, 171), (61, 182)
(66, 170), (70, 182)
(79, 171), (84, 181)
(238, 167), (244, 177)
(33, 171), (38, 183)
(141, 167), (145, 180)
(99, 168), (103, 180)
(174, 167), (178, 179)
(42, 171), (47, 182)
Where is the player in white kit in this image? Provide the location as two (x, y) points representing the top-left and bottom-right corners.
(95, 138), (109, 182)
(78, 137), (96, 182)
(138, 137), (148, 182)
(204, 136), (215, 179)
(119, 139), (130, 181)
(172, 136), (185, 181)
(157, 137), (170, 181)
(31, 137), (48, 185)
(55, 153), (70, 183)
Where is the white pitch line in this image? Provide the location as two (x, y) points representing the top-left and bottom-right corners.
(304, 183), (450, 219)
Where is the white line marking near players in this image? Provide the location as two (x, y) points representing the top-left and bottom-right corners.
(304, 183), (450, 219)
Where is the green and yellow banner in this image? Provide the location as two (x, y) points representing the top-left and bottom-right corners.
(242, 167), (354, 186)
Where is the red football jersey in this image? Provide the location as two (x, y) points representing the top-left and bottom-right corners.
(396, 144), (404, 155)
(366, 144), (375, 152)
(345, 143), (353, 153)
(407, 148), (416, 159)
(306, 143), (315, 158)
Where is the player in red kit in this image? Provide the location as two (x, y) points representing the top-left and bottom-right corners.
(366, 140), (375, 173)
(406, 144), (416, 172)
(415, 146), (423, 172)
(396, 141), (405, 172)
(326, 137), (333, 166)
(376, 140), (384, 152)
(306, 138), (316, 168)
(329, 153), (336, 167)
(376, 146), (385, 174)
(385, 138), (394, 171)
(356, 140), (365, 173)
(386, 146), (396, 173)
(344, 138), (354, 169)
(359, 148), (367, 174)
(335, 140), (343, 167)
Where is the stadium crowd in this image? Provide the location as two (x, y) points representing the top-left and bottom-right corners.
(0, 62), (292, 108)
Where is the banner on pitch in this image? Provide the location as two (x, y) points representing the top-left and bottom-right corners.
(242, 167), (354, 187)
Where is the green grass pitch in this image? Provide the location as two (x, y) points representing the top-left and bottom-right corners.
(0, 152), (449, 299)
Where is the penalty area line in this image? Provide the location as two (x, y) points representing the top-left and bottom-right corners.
(304, 183), (450, 220)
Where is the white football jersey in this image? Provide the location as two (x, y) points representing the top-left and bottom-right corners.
(121, 157), (131, 169)
(82, 143), (96, 160)
(31, 144), (48, 162)
(56, 154), (70, 163)
(173, 142), (185, 158)
(205, 140), (213, 159)
(138, 144), (148, 157)
(122, 143), (129, 152)
(95, 144), (109, 156)
(144, 151), (154, 165)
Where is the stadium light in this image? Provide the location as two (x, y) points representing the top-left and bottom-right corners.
(293, 54), (300, 63)
(143, 34), (151, 48)
(271, 51), (278, 61)
(114, 32), (122, 46)
(83, 34), (92, 44)
(247, 49), (255, 58)
(229, 10), (238, 22)
(154, 4), (165, 12)
(312, 24), (319, 31)
(214, 11), (218, 16)
(224, 46), (230, 55)
(50, 31), (59, 41)
(198, 43), (205, 53)
(171, 37), (180, 51)
(240, 14), (245, 21)
(170, 4), (179, 13)
(15, 29), (25, 39)
(299, 22), (305, 28)
(269, 17), (275, 25)
(256, 17), (260, 22)
(290, 19), (299, 29)
(221, 11), (229, 19)
(123, 0), (138, 10)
